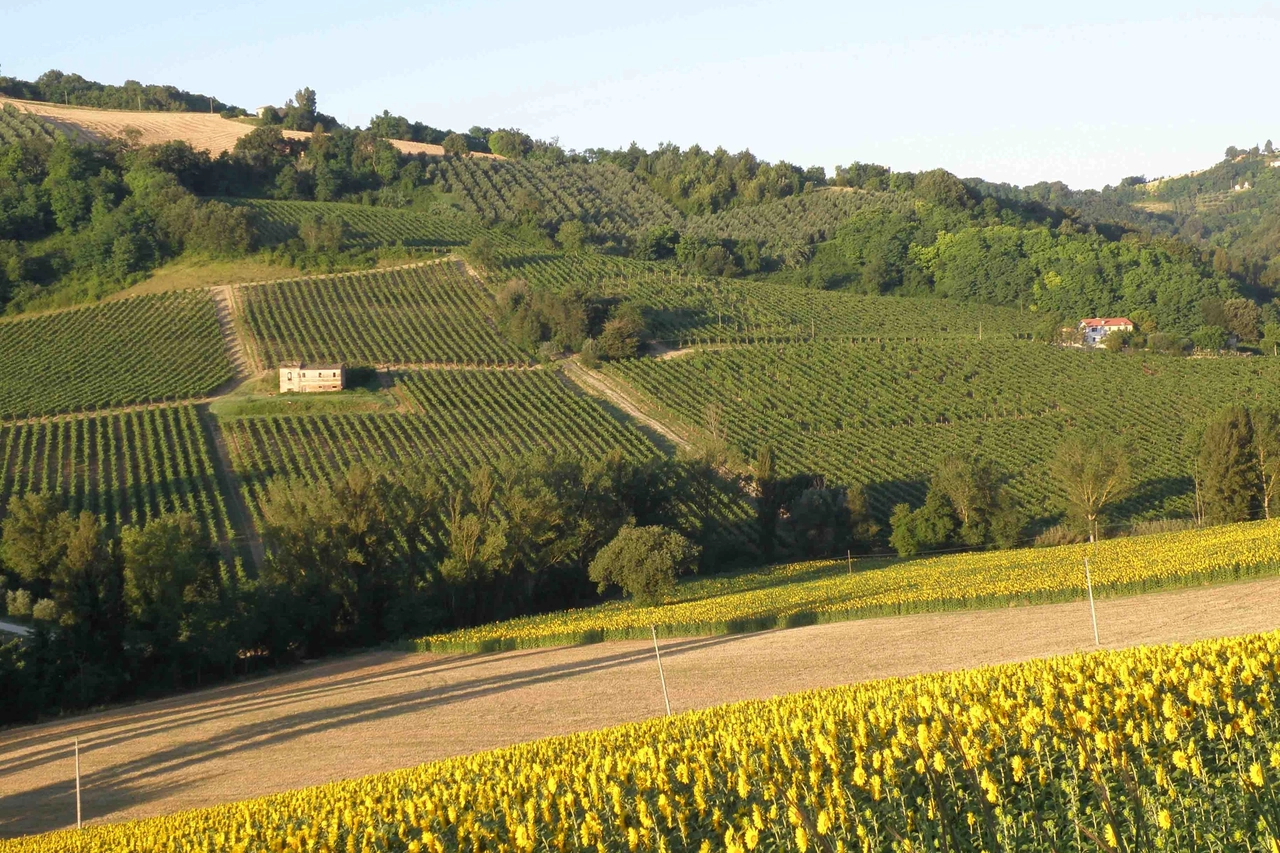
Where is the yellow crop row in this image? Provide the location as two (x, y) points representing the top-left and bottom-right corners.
(418, 519), (1280, 652)
(10, 630), (1280, 851)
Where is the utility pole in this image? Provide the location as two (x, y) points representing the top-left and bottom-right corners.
(74, 738), (82, 830)
(651, 626), (671, 716)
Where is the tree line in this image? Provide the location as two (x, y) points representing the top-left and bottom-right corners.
(0, 67), (244, 115)
(0, 450), (728, 724)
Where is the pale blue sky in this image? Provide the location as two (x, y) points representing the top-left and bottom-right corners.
(3, 1), (1278, 188)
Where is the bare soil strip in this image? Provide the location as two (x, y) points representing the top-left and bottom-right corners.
(4, 575), (1278, 837)
(561, 360), (692, 450)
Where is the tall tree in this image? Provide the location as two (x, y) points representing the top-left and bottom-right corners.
(1251, 407), (1280, 519)
(1198, 406), (1258, 524)
(1048, 437), (1132, 541)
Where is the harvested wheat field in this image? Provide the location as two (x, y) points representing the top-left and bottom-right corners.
(3, 575), (1279, 838)
(0, 97), (501, 158)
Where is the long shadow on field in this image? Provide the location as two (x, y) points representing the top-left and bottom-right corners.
(1, 645), (574, 767)
(0, 633), (751, 837)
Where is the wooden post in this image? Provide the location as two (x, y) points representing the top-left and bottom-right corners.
(74, 738), (82, 830)
(847, 550), (852, 576)
(1083, 557), (1100, 646)
(651, 626), (671, 717)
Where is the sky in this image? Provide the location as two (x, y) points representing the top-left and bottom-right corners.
(3, 0), (1279, 189)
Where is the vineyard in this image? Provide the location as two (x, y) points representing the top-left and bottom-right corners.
(419, 517), (1280, 651)
(685, 187), (905, 254)
(0, 103), (60, 144)
(0, 292), (234, 420)
(426, 158), (680, 239)
(488, 249), (1040, 344)
(11, 628), (1280, 852)
(238, 199), (485, 250)
(606, 338), (1280, 519)
(239, 262), (528, 367)
(221, 368), (659, 507)
(0, 405), (233, 544)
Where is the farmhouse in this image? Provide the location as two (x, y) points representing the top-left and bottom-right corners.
(1079, 317), (1134, 346)
(279, 362), (345, 393)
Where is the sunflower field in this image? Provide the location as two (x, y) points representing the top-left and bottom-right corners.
(416, 519), (1280, 652)
(9, 629), (1280, 852)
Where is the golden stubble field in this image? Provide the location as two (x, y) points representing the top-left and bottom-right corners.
(0, 97), (501, 158)
(3, 575), (1279, 838)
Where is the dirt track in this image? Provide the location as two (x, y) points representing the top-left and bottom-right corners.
(4, 576), (1280, 837)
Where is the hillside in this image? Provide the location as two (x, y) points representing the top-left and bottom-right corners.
(4, 69), (1280, 775)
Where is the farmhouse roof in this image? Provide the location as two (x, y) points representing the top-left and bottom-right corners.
(1079, 317), (1133, 327)
(278, 362), (344, 370)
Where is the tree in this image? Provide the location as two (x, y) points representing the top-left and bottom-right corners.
(1102, 330), (1126, 352)
(1191, 325), (1227, 353)
(442, 132), (470, 158)
(121, 513), (217, 682)
(1048, 437), (1132, 541)
(782, 484), (879, 559)
(588, 525), (699, 605)
(597, 305), (647, 360)
(1198, 407), (1258, 524)
(1223, 298), (1262, 342)
(465, 234), (498, 271)
(1262, 323), (1280, 356)
(556, 220), (588, 252)
(888, 490), (954, 557)
(1, 493), (73, 590)
(487, 129), (532, 160)
(1250, 407), (1280, 520)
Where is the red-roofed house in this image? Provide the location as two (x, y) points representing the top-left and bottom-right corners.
(1079, 317), (1134, 346)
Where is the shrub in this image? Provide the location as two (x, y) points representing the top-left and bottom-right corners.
(5, 589), (32, 617)
(588, 525), (699, 605)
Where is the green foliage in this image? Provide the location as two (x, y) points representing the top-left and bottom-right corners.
(0, 69), (241, 113)
(889, 456), (1021, 556)
(442, 133), (470, 158)
(1048, 437), (1132, 540)
(589, 142), (823, 215)
(1191, 325), (1228, 352)
(0, 292), (232, 418)
(1198, 406), (1259, 524)
(588, 524), (699, 605)
(597, 304), (648, 360)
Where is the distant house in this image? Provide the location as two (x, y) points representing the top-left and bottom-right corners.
(279, 362), (345, 393)
(1233, 181), (1253, 192)
(1079, 317), (1134, 346)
